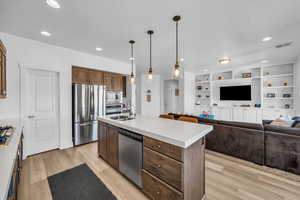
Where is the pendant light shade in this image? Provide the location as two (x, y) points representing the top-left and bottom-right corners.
(147, 30), (154, 80)
(129, 40), (135, 84)
(172, 15), (183, 79)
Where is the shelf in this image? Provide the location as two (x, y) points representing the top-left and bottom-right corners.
(212, 79), (233, 82)
(263, 73), (294, 78)
(195, 81), (210, 84)
(212, 76), (261, 83)
(264, 86), (294, 89)
(233, 76), (261, 81)
(263, 108), (295, 111)
(264, 98), (293, 100)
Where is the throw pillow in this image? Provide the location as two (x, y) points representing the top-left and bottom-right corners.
(292, 116), (300, 121)
(270, 119), (295, 127)
(294, 121), (300, 128)
(292, 117), (300, 127)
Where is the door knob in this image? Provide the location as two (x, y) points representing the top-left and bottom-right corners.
(28, 115), (35, 119)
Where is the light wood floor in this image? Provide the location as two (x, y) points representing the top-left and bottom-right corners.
(19, 142), (300, 200)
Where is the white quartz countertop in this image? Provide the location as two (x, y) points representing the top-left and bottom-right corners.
(98, 115), (213, 148)
(0, 118), (23, 200)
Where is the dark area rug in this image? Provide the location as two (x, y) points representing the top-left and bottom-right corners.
(48, 163), (117, 200)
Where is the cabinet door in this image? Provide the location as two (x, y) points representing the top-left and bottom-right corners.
(72, 66), (89, 84)
(103, 72), (112, 90)
(214, 107), (232, 121)
(107, 126), (119, 169)
(0, 45), (6, 98)
(98, 123), (108, 159)
(89, 70), (103, 85)
(263, 109), (282, 120)
(122, 76), (127, 97)
(117, 75), (123, 90)
(256, 109), (262, 123)
(211, 108), (221, 120)
(244, 109), (257, 123)
(111, 74), (123, 90)
(232, 108), (244, 122)
(213, 108), (232, 121)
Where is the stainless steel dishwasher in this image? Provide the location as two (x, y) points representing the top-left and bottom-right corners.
(118, 129), (143, 188)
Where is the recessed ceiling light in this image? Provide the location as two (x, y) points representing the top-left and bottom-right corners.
(96, 47), (103, 52)
(46, 0), (60, 9)
(261, 60), (269, 64)
(261, 36), (272, 42)
(129, 57), (135, 60)
(218, 57), (232, 64)
(180, 58), (184, 62)
(41, 31), (51, 37)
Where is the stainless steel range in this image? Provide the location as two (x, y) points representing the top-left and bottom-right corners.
(0, 126), (14, 146)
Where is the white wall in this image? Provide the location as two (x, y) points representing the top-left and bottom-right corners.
(178, 72), (195, 114)
(163, 80), (180, 114)
(136, 72), (195, 116)
(135, 74), (142, 114)
(0, 32), (133, 149)
(140, 74), (161, 117)
(296, 56), (300, 116)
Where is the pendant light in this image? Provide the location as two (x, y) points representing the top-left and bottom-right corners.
(129, 40), (135, 84)
(147, 30), (154, 80)
(172, 15), (182, 79)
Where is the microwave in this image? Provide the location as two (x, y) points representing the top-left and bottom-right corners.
(106, 90), (123, 105)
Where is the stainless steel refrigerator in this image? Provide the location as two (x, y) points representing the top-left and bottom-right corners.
(72, 84), (106, 146)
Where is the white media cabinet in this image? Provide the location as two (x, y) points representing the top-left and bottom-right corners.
(194, 63), (296, 123)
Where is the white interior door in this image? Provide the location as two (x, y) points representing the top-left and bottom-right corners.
(24, 69), (59, 156)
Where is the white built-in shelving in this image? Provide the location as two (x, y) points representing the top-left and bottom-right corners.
(195, 73), (211, 107)
(262, 63), (295, 110)
(194, 63), (296, 121)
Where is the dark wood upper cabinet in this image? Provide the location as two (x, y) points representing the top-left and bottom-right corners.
(0, 40), (7, 99)
(111, 74), (123, 90)
(72, 66), (90, 84)
(72, 66), (125, 91)
(89, 69), (103, 85)
(103, 72), (112, 90)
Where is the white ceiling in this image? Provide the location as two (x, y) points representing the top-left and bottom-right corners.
(1, 0), (300, 76)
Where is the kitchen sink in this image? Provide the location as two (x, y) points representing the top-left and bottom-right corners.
(110, 115), (135, 121)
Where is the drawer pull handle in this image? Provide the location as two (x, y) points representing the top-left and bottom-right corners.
(156, 191), (160, 195)
(157, 145), (161, 148)
(157, 165), (161, 168)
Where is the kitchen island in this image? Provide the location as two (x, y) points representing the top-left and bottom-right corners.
(98, 115), (213, 200)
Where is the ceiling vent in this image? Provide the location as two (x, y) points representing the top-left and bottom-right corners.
(275, 42), (293, 49)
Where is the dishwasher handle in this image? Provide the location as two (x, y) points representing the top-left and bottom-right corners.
(118, 129), (143, 142)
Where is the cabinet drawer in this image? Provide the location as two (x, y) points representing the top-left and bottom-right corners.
(144, 136), (183, 161)
(143, 147), (183, 191)
(142, 170), (183, 200)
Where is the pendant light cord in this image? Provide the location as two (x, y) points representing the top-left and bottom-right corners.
(150, 33), (152, 68)
(176, 21), (178, 64)
(131, 42), (134, 74)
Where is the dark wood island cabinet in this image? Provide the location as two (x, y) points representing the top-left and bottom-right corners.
(142, 136), (205, 200)
(98, 121), (119, 170)
(98, 118), (209, 200)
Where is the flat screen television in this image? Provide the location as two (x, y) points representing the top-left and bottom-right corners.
(220, 85), (251, 101)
